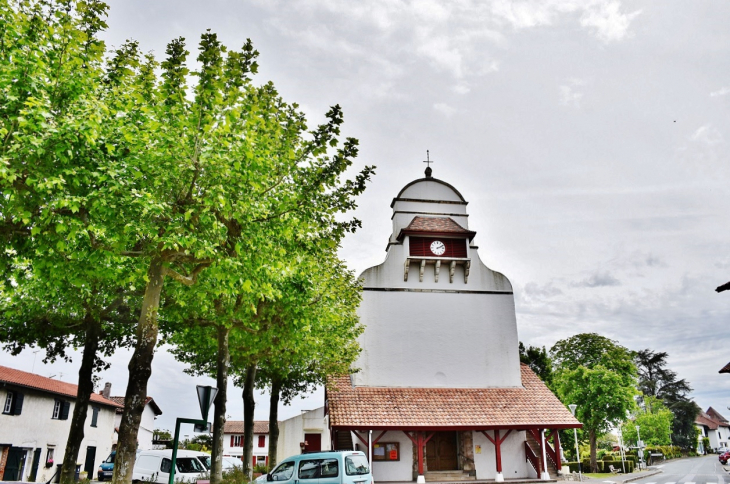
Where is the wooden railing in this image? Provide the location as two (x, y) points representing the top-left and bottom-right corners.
(525, 442), (539, 473)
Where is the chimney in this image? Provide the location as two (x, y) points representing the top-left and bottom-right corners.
(102, 382), (112, 399)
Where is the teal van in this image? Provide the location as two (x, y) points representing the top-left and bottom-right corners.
(262, 451), (372, 484)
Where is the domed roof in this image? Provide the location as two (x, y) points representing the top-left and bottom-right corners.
(390, 176), (467, 208)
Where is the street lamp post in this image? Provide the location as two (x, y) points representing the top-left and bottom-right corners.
(636, 425), (643, 470)
(569, 405), (582, 482)
(169, 385), (218, 484)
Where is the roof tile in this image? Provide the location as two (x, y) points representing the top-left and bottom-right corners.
(0, 365), (123, 408)
(327, 365), (580, 429)
(223, 421), (270, 434)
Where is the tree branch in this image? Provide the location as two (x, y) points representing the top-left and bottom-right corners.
(162, 262), (211, 286)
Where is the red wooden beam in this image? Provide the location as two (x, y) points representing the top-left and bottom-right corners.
(373, 430), (388, 445)
(552, 429), (562, 471)
(353, 432), (368, 447)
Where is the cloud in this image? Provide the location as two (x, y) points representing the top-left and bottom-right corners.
(710, 87), (730, 97)
(559, 78), (586, 107)
(579, 1), (642, 42)
(491, 0), (641, 42)
(253, 0), (638, 95)
(433, 102), (457, 117)
(691, 124), (724, 145)
(573, 270), (621, 287)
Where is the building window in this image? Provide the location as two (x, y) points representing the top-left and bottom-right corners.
(258, 435), (265, 448)
(45, 448), (55, 468)
(52, 399), (70, 420)
(232, 435), (243, 447)
(3, 392), (13, 414)
(91, 407), (99, 427)
(2, 391), (23, 415)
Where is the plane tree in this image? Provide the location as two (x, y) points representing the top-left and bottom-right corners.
(0, 3), (145, 483)
(166, 252), (363, 482)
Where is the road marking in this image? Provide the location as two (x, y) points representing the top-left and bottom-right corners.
(664, 481), (675, 484)
(684, 481), (696, 484)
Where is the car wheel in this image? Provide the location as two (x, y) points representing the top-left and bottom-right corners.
(98, 477), (104, 482)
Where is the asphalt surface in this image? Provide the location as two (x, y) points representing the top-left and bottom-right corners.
(598, 455), (728, 484)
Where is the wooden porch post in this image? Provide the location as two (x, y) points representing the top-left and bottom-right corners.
(552, 430), (562, 473)
(481, 429), (512, 482)
(404, 431), (434, 484)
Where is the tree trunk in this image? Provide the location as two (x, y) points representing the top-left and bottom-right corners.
(113, 258), (165, 484)
(210, 325), (230, 484)
(242, 365), (257, 479)
(267, 377), (282, 469)
(589, 429), (597, 473)
(60, 317), (102, 484)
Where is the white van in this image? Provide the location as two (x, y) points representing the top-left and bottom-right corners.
(132, 450), (207, 483)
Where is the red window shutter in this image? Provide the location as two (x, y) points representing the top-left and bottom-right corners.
(230, 436), (234, 447)
(265, 456), (269, 466)
(252, 456), (255, 467)
(258, 435), (265, 448)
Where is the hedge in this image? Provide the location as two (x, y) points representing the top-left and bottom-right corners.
(563, 460), (635, 474)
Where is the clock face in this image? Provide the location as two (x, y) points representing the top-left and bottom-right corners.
(430, 240), (446, 256)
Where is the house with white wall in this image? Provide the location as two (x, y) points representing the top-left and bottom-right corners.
(109, 394), (162, 450)
(0, 365), (121, 482)
(276, 407), (331, 462)
(326, 168), (581, 483)
(696, 408), (730, 452)
(222, 421), (269, 468)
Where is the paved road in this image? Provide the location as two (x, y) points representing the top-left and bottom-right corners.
(621, 455), (727, 484)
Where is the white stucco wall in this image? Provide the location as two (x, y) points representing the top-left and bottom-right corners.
(354, 177), (520, 389)
(365, 431), (413, 482)
(472, 431), (530, 480)
(276, 407), (330, 463)
(1, 386), (116, 482)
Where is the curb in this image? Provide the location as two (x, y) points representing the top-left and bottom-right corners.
(619, 470), (663, 483)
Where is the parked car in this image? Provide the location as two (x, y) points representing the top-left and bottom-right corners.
(256, 450), (372, 484)
(717, 446), (729, 454)
(719, 451), (730, 464)
(132, 449), (207, 483)
(196, 454), (242, 472)
(97, 451), (116, 481)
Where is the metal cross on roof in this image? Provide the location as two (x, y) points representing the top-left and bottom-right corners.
(423, 150), (434, 178)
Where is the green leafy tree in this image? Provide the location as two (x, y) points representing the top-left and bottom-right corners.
(551, 333), (637, 472)
(519, 342), (553, 385)
(621, 397), (673, 446)
(0, 3), (143, 484)
(634, 349), (700, 450)
(94, 29), (372, 484)
(153, 429), (172, 441)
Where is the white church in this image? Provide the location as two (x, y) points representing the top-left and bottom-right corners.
(326, 167), (580, 482)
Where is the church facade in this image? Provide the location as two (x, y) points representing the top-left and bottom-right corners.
(326, 169), (580, 482)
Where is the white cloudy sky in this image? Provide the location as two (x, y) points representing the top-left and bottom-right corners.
(5, 0), (730, 432)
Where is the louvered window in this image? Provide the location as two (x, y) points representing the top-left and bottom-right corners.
(409, 237), (467, 258)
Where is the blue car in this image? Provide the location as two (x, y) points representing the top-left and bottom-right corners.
(97, 451), (115, 481)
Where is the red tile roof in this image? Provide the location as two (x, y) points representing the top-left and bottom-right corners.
(0, 365), (122, 408)
(696, 412), (719, 430)
(327, 364), (581, 430)
(707, 407), (729, 425)
(109, 396), (162, 415)
(397, 217), (476, 243)
(224, 421), (270, 434)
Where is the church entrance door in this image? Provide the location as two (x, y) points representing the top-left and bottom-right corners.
(426, 432), (458, 471)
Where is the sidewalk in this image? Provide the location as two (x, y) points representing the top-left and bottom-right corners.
(578, 468), (663, 483)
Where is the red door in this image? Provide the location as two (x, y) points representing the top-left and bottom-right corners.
(304, 433), (322, 452)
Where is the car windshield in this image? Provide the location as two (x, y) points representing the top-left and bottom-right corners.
(104, 454), (115, 464)
(176, 458), (205, 473)
(198, 456), (211, 470)
(345, 455), (369, 476)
